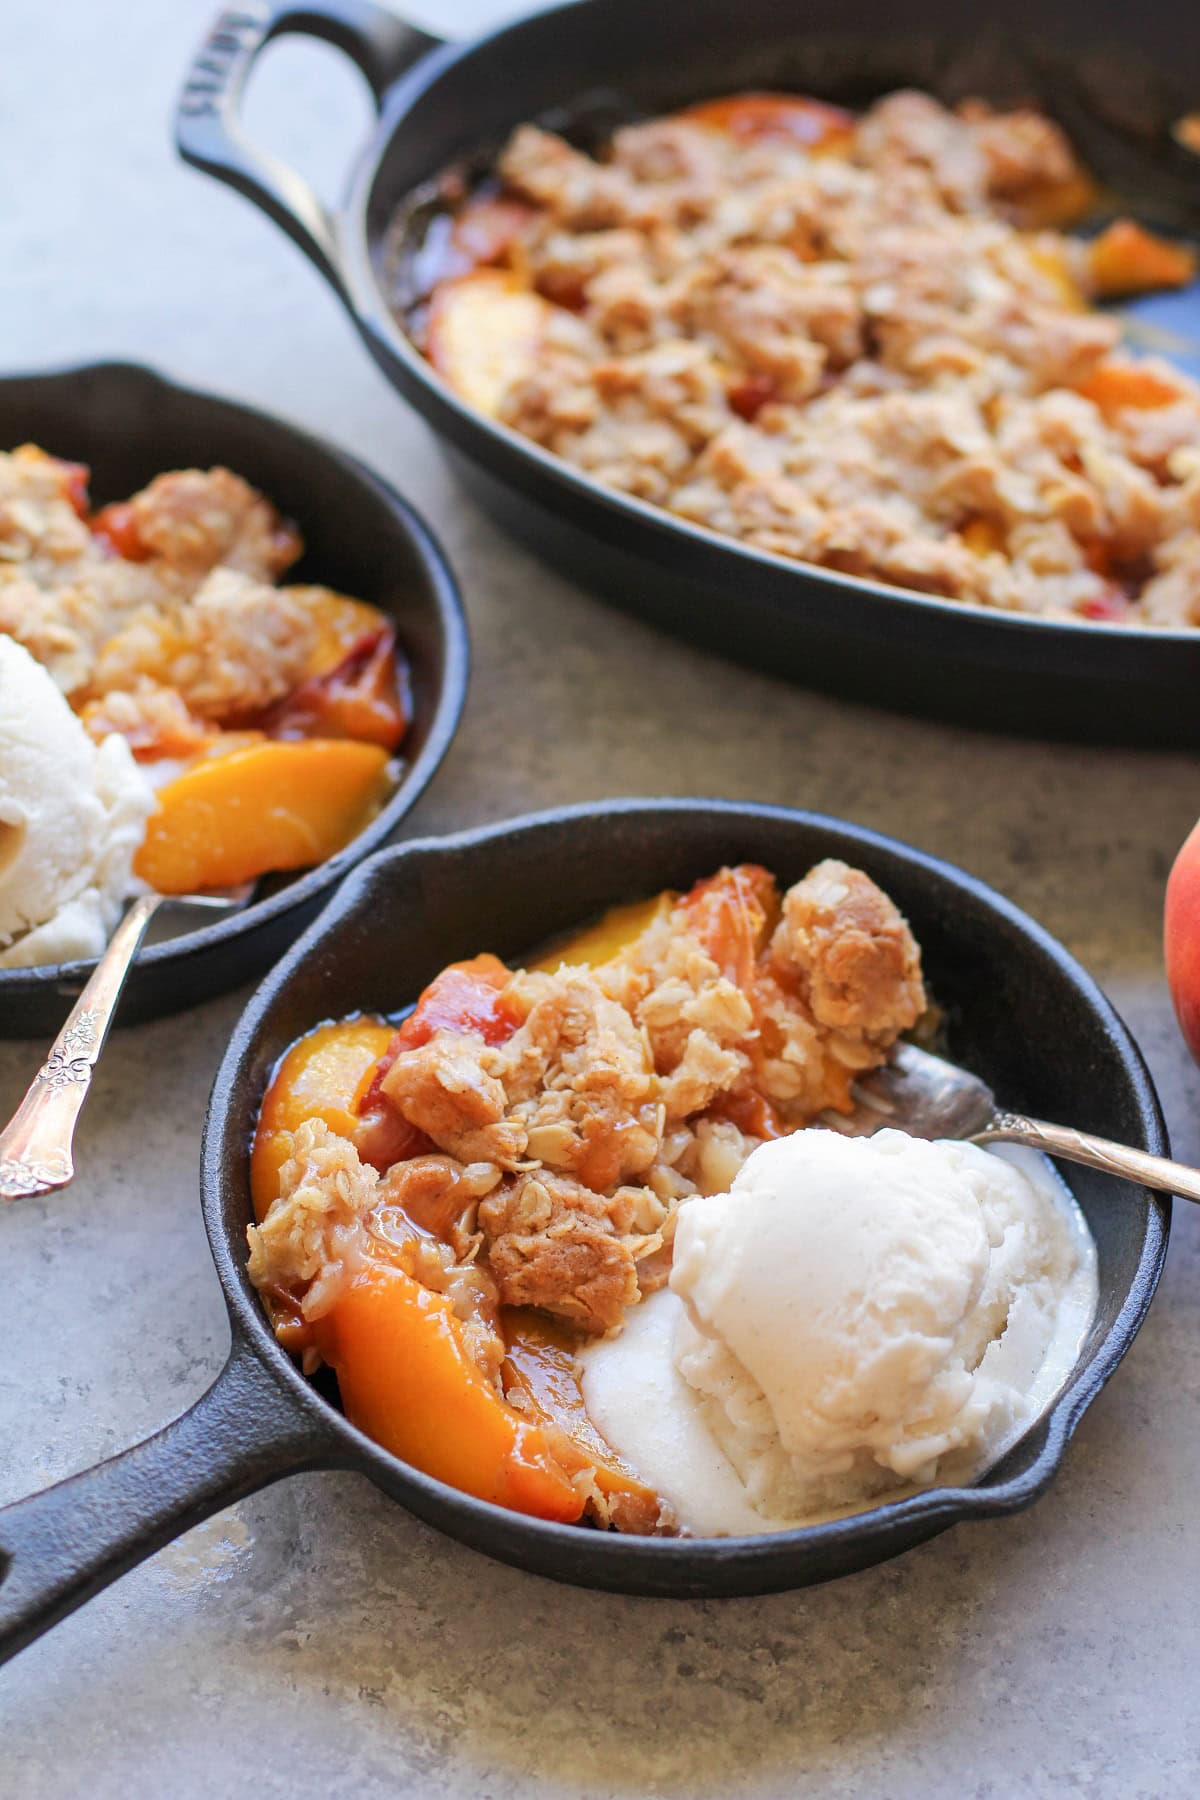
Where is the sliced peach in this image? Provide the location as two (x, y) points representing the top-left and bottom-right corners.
(133, 737), (390, 893)
(353, 955), (520, 1170)
(90, 500), (150, 560)
(1010, 171), (1099, 230)
(262, 625), (408, 752)
(391, 953), (522, 1049)
(288, 586), (393, 679)
(680, 92), (856, 154)
(679, 864), (779, 989)
(315, 1264), (585, 1521)
(1075, 361), (1185, 420)
(251, 1018), (395, 1222)
(1024, 239), (1086, 309)
(450, 195), (537, 268)
(530, 893), (671, 972)
(960, 517), (1006, 557)
(710, 1086), (787, 1141)
(502, 1313), (665, 1531)
(426, 269), (551, 417)
(535, 873), (778, 984)
(1086, 220), (1197, 298)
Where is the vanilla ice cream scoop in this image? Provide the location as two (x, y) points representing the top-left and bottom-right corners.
(582, 1129), (1096, 1534)
(0, 635), (154, 968)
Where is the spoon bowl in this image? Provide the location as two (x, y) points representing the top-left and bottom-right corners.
(827, 1043), (1200, 1203)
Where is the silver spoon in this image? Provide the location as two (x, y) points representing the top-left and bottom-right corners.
(0, 886), (251, 1201)
(821, 1041), (1200, 1203)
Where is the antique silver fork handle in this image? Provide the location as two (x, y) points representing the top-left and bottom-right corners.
(0, 894), (165, 1201)
(975, 1112), (1200, 1204)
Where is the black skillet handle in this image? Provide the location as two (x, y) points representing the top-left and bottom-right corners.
(175, 0), (442, 295)
(0, 1332), (339, 1668)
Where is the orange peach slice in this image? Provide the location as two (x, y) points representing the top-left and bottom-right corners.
(680, 92), (855, 154)
(502, 1314), (665, 1531)
(1075, 361), (1185, 420)
(679, 864), (778, 988)
(251, 1018), (395, 1223)
(530, 892), (671, 972)
(427, 269), (550, 417)
(1086, 220), (1197, 298)
(1024, 238), (1086, 309)
(133, 737), (390, 893)
(316, 1265), (585, 1521)
(960, 517), (1006, 557)
(1010, 171), (1099, 231)
(288, 587), (393, 679)
(450, 195), (537, 268)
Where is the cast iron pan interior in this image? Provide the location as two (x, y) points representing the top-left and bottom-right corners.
(0, 362), (468, 1035)
(175, 0), (1200, 744)
(0, 803), (1170, 1662)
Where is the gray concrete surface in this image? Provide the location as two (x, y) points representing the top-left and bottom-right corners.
(2, 2), (1199, 1794)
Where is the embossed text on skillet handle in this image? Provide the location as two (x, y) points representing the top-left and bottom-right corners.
(175, 1), (442, 296)
(0, 894), (164, 1201)
(976, 1111), (1200, 1204)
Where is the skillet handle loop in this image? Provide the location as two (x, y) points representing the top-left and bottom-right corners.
(175, 0), (441, 295)
(0, 1336), (338, 1668)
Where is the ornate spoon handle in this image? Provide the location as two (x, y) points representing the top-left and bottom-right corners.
(0, 894), (164, 1201)
(976, 1111), (1200, 1204)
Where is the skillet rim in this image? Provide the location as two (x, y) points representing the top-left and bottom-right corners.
(0, 357), (470, 1005)
(202, 797), (1171, 1579)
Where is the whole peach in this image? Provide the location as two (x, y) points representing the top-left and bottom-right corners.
(1165, 818), (1200, 1063)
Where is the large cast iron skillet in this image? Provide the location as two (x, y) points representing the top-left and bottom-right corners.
(0, 801), (1170, 1663)
(0, 362), (468, 1037)
(176, 0), (1200, 744)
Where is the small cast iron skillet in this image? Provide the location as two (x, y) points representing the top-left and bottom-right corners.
(0, 801), (1170, 1664)
(0, 361), (468, 1038)
(175, 0), (1200, 745)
